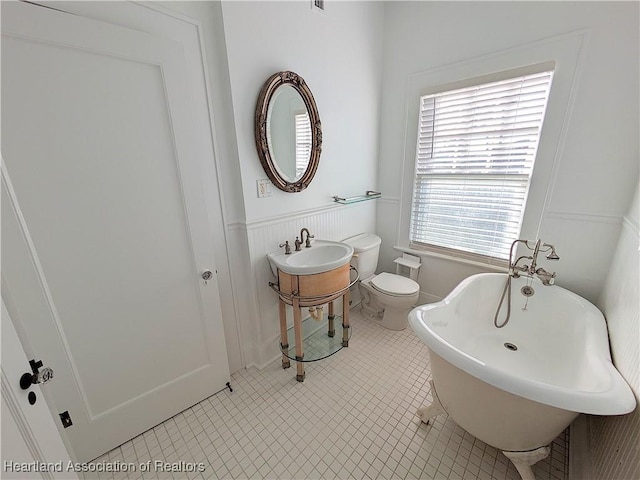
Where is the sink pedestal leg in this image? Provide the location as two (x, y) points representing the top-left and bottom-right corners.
(293, 297), (305, 382)
(278, 301), (290, 369)
(342, 290), (350, 347)
(328, 302), (335, 337)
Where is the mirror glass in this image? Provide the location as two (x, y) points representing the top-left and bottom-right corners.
(266, 85), (311, 183)
(255, 71), (321, 192)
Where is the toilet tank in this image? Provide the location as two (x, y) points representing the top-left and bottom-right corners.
(343, 233), (381, 280)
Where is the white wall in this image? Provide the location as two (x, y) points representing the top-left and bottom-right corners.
(377, 1), (639, 303)
(154, 1), (638, 374)
(222, 0), (383, 222)
(162, 5), (638, 478)
(220, 0), (384, 367)
(590, 184), (639, 480)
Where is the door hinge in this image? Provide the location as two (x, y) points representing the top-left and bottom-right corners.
(59, 411), (73, 428)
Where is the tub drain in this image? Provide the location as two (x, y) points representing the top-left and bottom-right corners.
(504, 342), (518, 351)
(521, 285), (535, 297)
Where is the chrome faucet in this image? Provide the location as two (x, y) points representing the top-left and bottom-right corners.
(496, 239), (560, 329)
(529, 239), (543, 275)
(508, 239), (559, 285)
(511, 254), (533, 276)
(299, 228), (314, 248)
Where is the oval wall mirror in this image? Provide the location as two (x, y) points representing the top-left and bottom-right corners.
(254, 71), (322, 192)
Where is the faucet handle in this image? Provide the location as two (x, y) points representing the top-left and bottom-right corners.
(305, 234), (314, 248)
(294, 237), (302, 252)
(535, 267), (556, 286)
(279, 241), (291, 255)
(511, 264), (528, 276)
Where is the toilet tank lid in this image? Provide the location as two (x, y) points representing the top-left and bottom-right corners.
(342, 233), (381, 252)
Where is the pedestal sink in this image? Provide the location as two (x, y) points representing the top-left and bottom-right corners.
(267, 240), (354, 276)
(267, 240), (356, 382)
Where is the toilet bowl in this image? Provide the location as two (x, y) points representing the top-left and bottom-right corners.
(343, 234), (420, 331)
(361, 272), (420, 330)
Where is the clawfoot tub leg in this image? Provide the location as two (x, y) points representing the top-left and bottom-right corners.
(416, 380), (447, 424)
(503, 446), (550, 480)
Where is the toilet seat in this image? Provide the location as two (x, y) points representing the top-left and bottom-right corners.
(371, 272), (419, 297)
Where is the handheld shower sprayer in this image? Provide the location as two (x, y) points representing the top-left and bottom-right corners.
(544, 243), (560, 261)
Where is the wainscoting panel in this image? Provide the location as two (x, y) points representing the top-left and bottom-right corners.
(590, 213), (640, 480)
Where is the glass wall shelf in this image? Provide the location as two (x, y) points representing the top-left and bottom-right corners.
(333, 190), (381, 205)
(281, 314), (352, 362)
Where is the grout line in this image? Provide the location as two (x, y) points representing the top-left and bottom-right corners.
(82, 310), (569, 480)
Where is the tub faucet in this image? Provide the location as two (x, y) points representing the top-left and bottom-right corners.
(508, 239), (559, 285)
(528, 239), (543, 275)
(508, 240), (532, 277)
(511, 255), (532, 276)
(300, 228), (314, 248)
(528, 240), (559, 276)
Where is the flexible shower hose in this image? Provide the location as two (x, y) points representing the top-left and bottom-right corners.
(494, 275), (512, 328)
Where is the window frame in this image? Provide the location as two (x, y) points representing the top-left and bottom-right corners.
(409, 67), (554, 263)
(394, 33), (586, 271)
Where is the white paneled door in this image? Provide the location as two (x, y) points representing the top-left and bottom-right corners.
(1, 1), (230, 462)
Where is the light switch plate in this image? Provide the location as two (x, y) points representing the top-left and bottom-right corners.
(257, 179), (272, 198)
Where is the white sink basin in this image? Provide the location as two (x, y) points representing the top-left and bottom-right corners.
(267, 240), (354, 276)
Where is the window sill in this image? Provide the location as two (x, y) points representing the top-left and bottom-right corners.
(393, 245), (508, 273)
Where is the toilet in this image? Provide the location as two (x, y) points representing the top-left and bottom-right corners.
(343, 233), (420, 330)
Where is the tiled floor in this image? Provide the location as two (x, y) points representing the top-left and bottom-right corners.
(84, 310), (569, 480)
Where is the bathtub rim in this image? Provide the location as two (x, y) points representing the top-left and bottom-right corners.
(409, 273), (636, 416)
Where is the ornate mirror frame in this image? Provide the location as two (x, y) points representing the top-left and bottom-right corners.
(254, 71), (322, 192)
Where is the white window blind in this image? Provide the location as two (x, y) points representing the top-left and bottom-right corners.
(410, 70), (554, 261)
(295, 112), (312, 178)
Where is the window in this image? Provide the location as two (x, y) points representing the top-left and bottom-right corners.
(410, 70), (554, 261)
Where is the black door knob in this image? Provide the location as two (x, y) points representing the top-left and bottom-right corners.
(20, 373), (34, 390)
(20, 366), (53, 390)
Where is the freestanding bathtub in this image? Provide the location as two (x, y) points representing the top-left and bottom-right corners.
(409, 273), (635, 480)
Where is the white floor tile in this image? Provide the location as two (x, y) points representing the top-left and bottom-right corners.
(81, 310), (569, 480)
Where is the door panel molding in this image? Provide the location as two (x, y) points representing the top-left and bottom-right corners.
(1, 373), (54, 480)
(2, 165), (92, 420)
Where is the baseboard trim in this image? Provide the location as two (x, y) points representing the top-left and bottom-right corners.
(418, 291), (441, 305)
